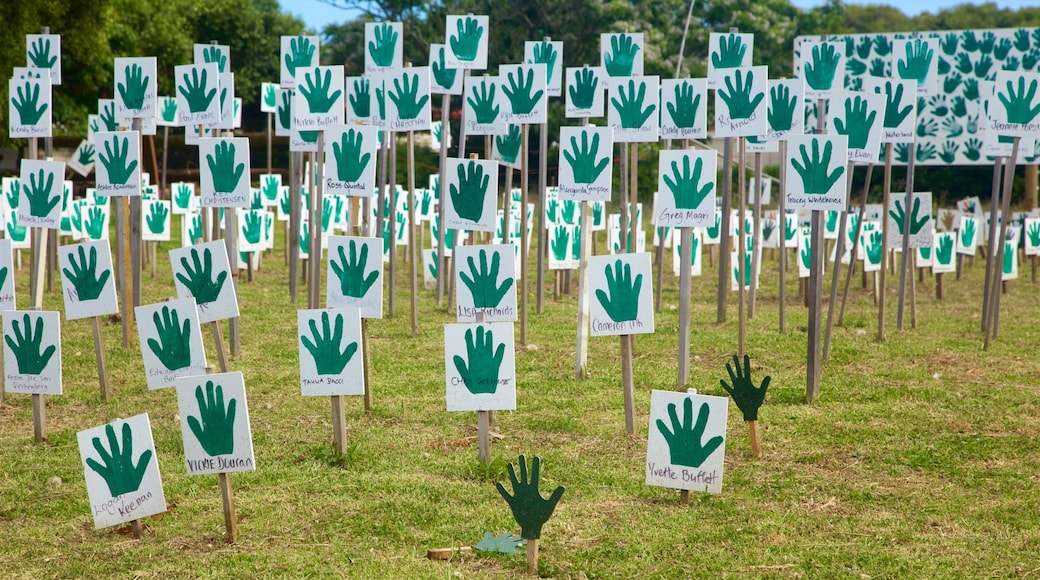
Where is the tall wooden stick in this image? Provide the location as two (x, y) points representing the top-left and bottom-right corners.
(823, 161), (855, 361)
(436, 93), (451, 305)
(408, 130), (419, 336)
(92, 316), (110, 402)
(288, 152), (302, 302)
(748, 151), (763, 319)
(575, 119), (592, 379)
(896, 143), (916, 331)
(717, 137), (733, 323)
(737, 138), (747, 358)
(838, 164), (873, 326)
(984, 138), (1020, 349)
(387, 133), (398, 317)
(778, 141), (788, 333)
(537, 120), (548, 314)
(519, 124), (530, 345)
(877, 143), (893, 341)
(621, 334), (635, 435)
(218, 472), (238, 543)
(982, 157), (1004, 334)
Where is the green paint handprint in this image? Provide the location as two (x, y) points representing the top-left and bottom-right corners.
(713, 33), (747, 69)
(889, 197), (929, 236)
(277, 89), (292, 129)
(241, 211), (262, 244)
(146, 203), (168, 235)
(5, 313), (56, 374)
(174, 184), (193, 210)
(284, 36), (315, 78)
(998, 76), (1040, 124)
(656, 398), (723, 469)
(881, 82), (912, 129)
(176, 248), (227, 306)
(461, 249), (513, 308)
(333, 129), (371, 182)
(118, 64), (149, 111)
(188, 381), (236, 456)
(28, 37), (57, 69)
(800, 239), (812, 269)
(450, 161), (490, 223)
(496, 455), (564, 540)
(62, 244), (111, 301)
(833, 95), (877, 150)
(604, 33), (640, 77)
(450, 16), (484, 62)
(86, 423), (152, 498)
(77, 144), (95, 166)
(148, 305), (193, 371)
(784, 216), (797, 242)
(768, 84), (797, 132)
(595, 259), (641, 323)
(369, 23), (398, 67)
(733, 245), (753, 286)
(261, 176), (279, 202)
(718, 69), (763, 120)
(563, 131), (609, 184)
(301, 311), (358, 375)
(865, 230), (882, 265)
(897, 39), (934, 86)
(0, 267), (7, 291)
(263, 84), (276, 110)
(1027, 223), (1040, 247)
(100, 101), (119, 131)
(530, 41), (557, 83)
(551, 226), (569, 260)
(83, 207), (105, 240)
(331, 240), (379, 298)
(792, 138), (844, 195)
(300, 68), (342, 114)
(99, 135), (138, 185)
(805, 43), (840, 91)
(503, 67), (543, 115)
(610, 79), (655, 129)
(349, 78), (370, 118)
(453, 325), (505, 395)
(178, 67), (217, 113)
(202, 46), (227, 73)
(432, 46), (457, 89)
(936, 233), (953, 264)
(496, 125), (522, 164)
(161, 98), (177, 123)
(667, 82), (701, 129)
(206, 141), (245, 193)
(22, 168), (59, 218)
(388, 72), (428, 119)
(467, 81), (499, 124)
(569, 67), (598, 110)
(663, 155), (713, 210)
(1003, 242), (1014, 274)
(720, 354), (770, 422)
(960, 219), (976, 248)
(11, 81), (48, 126)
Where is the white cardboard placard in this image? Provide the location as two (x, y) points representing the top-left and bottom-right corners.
(784, 134), (849, 212)
(18, 159), (64, 228)
(198, 137), (251, 208)
(59, 241), (118, 320)
(3, 310), (61, 395)
(298, 308), (365, 396)
(558, 126), (613, 202)
(713, 66), (768, 138)
(326, 235), (383, 318)
(564, 66), (605, 118)
(608, 76), (660, 142)
(135, 298), (207, 389)
(645, 390), (728, 494)
(175, 64), (221, 127)
(444, 321), (516, 411)
(170, 240), (240, 323)
(114, 57), (158, 120)
(654, 150), (717, 228)
(588, 253), (655, 336)
(445, 15), (490, 69)
(9, 76), (52, 138)
(280, 35), (320, 88)
(175, 371), (256, 476)
(454, 244), (517, 322)
(445, 158), (498, 232)
(660, 78), (708, 140)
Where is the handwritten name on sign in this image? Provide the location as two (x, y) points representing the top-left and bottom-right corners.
(175, 372), (256, 476)
(645, 390), (728, 494)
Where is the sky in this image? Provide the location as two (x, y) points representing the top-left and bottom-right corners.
(287, 0), (1037, 33)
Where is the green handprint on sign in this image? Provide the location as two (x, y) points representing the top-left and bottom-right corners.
(889, 197), (929, 236)
(263, 84), (277, 110)
(28, 37), (57, 69)
(805, 43), (840, 91)
(833, 95), (877, 150)
(1003, 242), (1014, 274)
(187, 381), (236, 456)
(174, 184), (193, 210)
(277, 89), (292, 130)
(530, 41), (558, 83)
(301, 311), (359, 375)
(551, 226), (569, 260)
(792, 138), (844, 195)
(388, 72), (428, 119)
(712, 34), (746, 69)
(148, 305), (193, 371)
(349, 78), (370, 118)
(300, 68), (343, 114)
(118, 64), (149, 111)
(86, 423), (152, 498)
(784, 216), (797, 242)
(83, 207), (105, 240)
(202, 46), (227, 73)
(432, 46), (457, 89)
(241, 211), (262, 244)
(331, 240), (379, 298)
(450, 161), (490, 223)
(960, 219), (976, 248)
(800, 238), (812, 269)
(768, 84), (797, 133)
(610, 79), (656, 129)
(936, 233), (954, 264)
(881, 82), (913, 129)
(998, 76), (1040, 124)
(865, 231), (882, 265)
(663, 155), (713, 210)
(667, 82), (701, 129)
(369, 22), (398, 67)
(595, 259), (642, 323)
(569, 67), (598, 110)
(1027, 223), (1040, 247)
(333, 129), (371, 182)
(11, 81), (48, 126)
(718, 69), (763, 120)
(503, 67), (544, 115)
(563, 131), (609, 184)
(733, 247), (753, 286)
(77, 144), (96, 166)
(176, 248), (227, 306)
(450, 16), (484, 62)
(496, 125), (522, 164)
(100, 101), (119, 131)
(897, 39), (934, 86)
(146, 203), (168, 235)
(496, 455), (565, 540)
(284, 36), (315, 78)
(656, 398), (723, 469)
(261, 176), (279, 202)
(99, 135), (138, 185)
(453, 325), (505, 395)
(62, 244), (111, 301)
(461, 249), (513, 308)
(22, 168), (59, 218)
(720, 354), (770, 422)
(5, 313), (56, 375)
(467, 81), (499, 124)
(604, 33), (640, 77)
(161, 98), (177, 123)
(0, 267), (7, 292)
(206, 141), (245, 193)
(178, 67), (217, 113)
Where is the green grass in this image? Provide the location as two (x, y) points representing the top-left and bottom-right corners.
(2, 215), (1040, 578)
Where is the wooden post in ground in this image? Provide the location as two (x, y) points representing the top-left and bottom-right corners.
(436, 93), (451, 306)
(778, 141), (788, 333)
(407, 129), (419, 336)
(519, 125), (530, 345)
(982, 158), (1004, 334)
(92, 316), (110, 402)
(288, 152), (302, 302)
(537, 118), (548, 314)
(984, 138), (1020, 349)
(877, 143), (893, 341)
(838, 164), (873, 326)
(896, 143), (916, 331)
(823, 161), (855, 361)
(736, 138), (747, 357)
(717, 137), (733, 323)
(621, 333), (635, 435)
(748, 151), (763, 319)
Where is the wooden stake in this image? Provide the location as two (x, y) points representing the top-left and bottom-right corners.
(748, 151), (763, 319)
(574, 193), (592, 379)
(477, 409), (490, 464)
(330, 394), (347, 455)
(896, 143), (916, 331)
(621, 334), (635, 435)
(92, 316), (110, 403)
(737, 138), (747, 357)
(130, 518), (142, 539)
(982, 157), (1004, 334)
(309, 131), (326, 310)
(838, 164), (873, 326)
(210, 321), (229, 372)
(526, 537), (539, 575)
(288, 151), (302, 302)
(362, 318), (373, 413)
(985, 138), (1020, 349)
(878, 143), (893, 341)
(388, 132), (398, 317)
(677, 227), (692, 387)
(537, 118), (548, 315)
(218, 472), (238, 543)
(748, 419), (761, 457)
(717, 137), (733, 323)
(823, 161), (855, 361)
(778, 141), (787, 333)
(32, 393), (46, 443)
(408, 129), (419, 335)
(436, 93), (451, 305)
(519, 124), (530, 345)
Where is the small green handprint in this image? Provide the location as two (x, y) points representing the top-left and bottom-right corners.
(495, 125), (522, 164)
(865, 230), (883, 265)
(450, 161), (490, 223)
(960, 218), (976, 248)
(563, 130), (609, 184)
(712, 33), (746, 69)
(530, 41), (558, 83)
(22, 168), (59, 218)
(569, 67), (598, 110)
(897, 39), (934, 86)
(467, 81), (499, 124)
(503, 67), (544, 115)
(453, 325), (505, 395)
(11, 81), (48, 126)
(333, 129), (371, 182)
(1027, 222), (1040, 247)
(784, 216), (797, 241)
(176, 248), (227, 306)
(667, 82), (701, 129)
(450, 16), (484, 62)
(301, 311), (358, 375)
(27, 37), (57, 69)
(663, 155), (713, 210)
(805, 43), (840, 91)
(388, 71), (428, 119)
(161, 97), (177, 123)
(261, 175), (279, 202)
(202, 46), (227, 73)
(284, 36), (315, 78)
(604, 33), (640, 77)
(889, 197), (929, 236)
(1003, 242), (1014, 274)
(188, 381), (237, 456)
(800, 238), (812, 269)
(656, 398), (723, 469)
(145, 203), (168, 235)
(263, 84), (277, 110)
(610, 79), (656, 129)
(369, 22), (398, 67)
(718, 68), (764, 120)
(551, 225), (570, 261)
(118, 63), (149, 111)
(595, 259), (642, 323)
(5, 313), (56, 375)
(300, 68), (343, 114)
(998, 76), (1040, 124)
(178, 67), (217, 113)
(792, 138), (844, 195)
(241, 210), (262, 244)
(100, 101), (119, 131)
(460, 249), (513, 308)
(62, 244), (111, 301)
(432, 46), (457, 89)
(77, 144), (96, 166)
(833, 95), (877, 150)
(331, 240), (379, 298)
(349, 78), (370, 118)
(720, 354), (770, 422)
(936, 233), (954, 264)
(84, 207), (106, 240)
(496, 455), (564, 540)
(768, 84), (797, 133)
(277, 89), (292, 129)
(174, 183), (193, 210)
(206, 141), (245, 193)
(148, 305), (193, 371)
(86, 423), (153, 498)
(99, 135), (138, 185)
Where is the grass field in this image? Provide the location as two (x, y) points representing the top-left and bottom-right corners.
(2, 212), (1040, 579)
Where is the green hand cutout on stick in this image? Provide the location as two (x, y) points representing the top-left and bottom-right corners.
(188, 381), (236, 456)
(595, 259), (642, 323)
(656, 398), (723, 469)
(350, 78), (370, 118)
(663, 155), (713, 210)
(720, 354), (770, 422)
(551, 226), (569, 261)
(496, 455), (564, 539)
(302, 311), (358, 375)
(530, 41), (557, 83)
(960, 219), (976, 248)
(86, 423), (152, 498)
(161, 98), (177, 123)
(865, 231), (883, 265)
(453, 325), (505, 395)
(83, 207), (105, 240)
(145, 203), (168, 235)
(100, 102), (119, 131)
(263, 84), (277, 110)
(460, 249), (512, 308)
(62, 245), (110, 301)
(6, 313), (56, 374)
(241, 211), (262, 244)
(331, 240), (379, 298)
(176, 247), (227, 306)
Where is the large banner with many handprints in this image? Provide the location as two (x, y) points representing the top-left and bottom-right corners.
(795, 28), (1040, 166)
